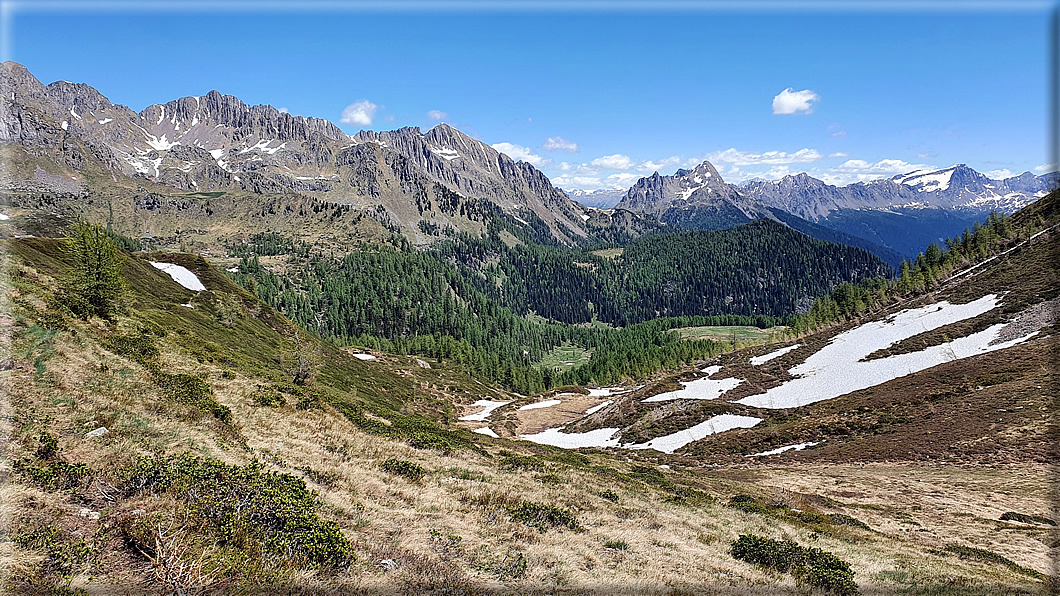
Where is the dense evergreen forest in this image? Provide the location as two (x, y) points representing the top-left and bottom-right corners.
(788, 207), (1054, 335)
(226, 219), (889, 393)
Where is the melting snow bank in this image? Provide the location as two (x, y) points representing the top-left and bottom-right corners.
(518, 399), (561, 411)
(747, 442), (818, 457)
(629, 414), (763, 454)
(737, 295), (1039, 409)
(750, 344), (801, 366)
(643, 374), (743, 402)
(473, 427), (499, 438)
(519, 427), (622, 449)
(459, 400), (511, 422)
(150, 262), (206, 292)
(585, 400), (612, 415)
(0, 213), (10, 220)
(351, 353), (377, 361)
(519, 414), (764, 453)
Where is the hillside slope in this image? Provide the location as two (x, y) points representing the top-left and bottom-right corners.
(1, 207), (1054, 594)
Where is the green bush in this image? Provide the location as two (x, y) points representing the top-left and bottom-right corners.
(600, 489), (620, 502)
(603, 539), (629, 551)
(728, 494), (773, 516)
(498, 453), (545, 472)
(829, 513), (871, 530)
(101, 333), (160, 369)
(730, 534), (858, 595)
(122, 455), (352, 569)
(445, 467), (491, 483)
(13, 525), (93, 582)
(15, 432), (92, 491)
(380, 458), (427, 482)
(252, 386), (286, 407)
(944, 544), (1043, 579)
(1000, 511), (1056, 526)
(153, 371), (232, 423)
(507, 500), (579, 533)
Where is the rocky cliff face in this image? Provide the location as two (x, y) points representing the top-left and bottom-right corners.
(0, 61), (593, 245)
(616, 161), (774, 230)
(740, 165), (1057, 222)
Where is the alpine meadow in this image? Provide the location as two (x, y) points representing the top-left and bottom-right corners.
(0, 4), (1057, 595)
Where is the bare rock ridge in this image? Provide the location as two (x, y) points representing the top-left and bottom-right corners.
(0, 61), (593, 244)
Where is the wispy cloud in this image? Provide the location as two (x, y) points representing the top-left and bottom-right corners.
(1034, 163), (1058, 173)
(637, 156), (683, 173)
(816, 158), (932, 185)
(707, 147), (823, 166)
(543, 136), (579, 153)
(828, 122), (846, 137)
(984, 168), (1015, 179)
(590, 154), (634, 170)
(340, 100), (377, 127)
(426, 109), (448, 121)
(491, 142), (550, 168)
(772, 88), (820, 115)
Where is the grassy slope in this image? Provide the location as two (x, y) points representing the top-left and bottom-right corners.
(2, 238), (1051, 593)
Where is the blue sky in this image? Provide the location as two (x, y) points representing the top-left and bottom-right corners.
(5, 1), (1056, 190)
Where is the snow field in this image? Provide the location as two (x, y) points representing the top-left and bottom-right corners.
(150, 262), (206, 292)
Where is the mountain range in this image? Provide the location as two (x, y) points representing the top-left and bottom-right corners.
(608, 162), (1055, 258)
(2, 59), (1054, 263)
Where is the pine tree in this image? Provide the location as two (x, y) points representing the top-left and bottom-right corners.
(59, 221), (126, 321)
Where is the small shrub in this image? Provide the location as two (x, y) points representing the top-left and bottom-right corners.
(121, 454), (352, 569)
(14, 524), (93, 582)
(728, 494), (772, 516)
(829, 513), (871, 530)
(36, 431), (59, 460)
(730, 534), (858, 596)
(603, 539), (629, 551)
(534, 473), (565, 486)
(944, 544), (1044, 579)
(600, 489), (620, 503)
(153, 372), (231, 423)
(101, 333), (160, 369)
(15, 432), (92, 491)
(252, 386), (285, 407)
(445, 467), (491, 483)
(507, 500), (579, 533)
(380, 458), (426, 482)
(498, 453), (545, 472)
(1000, 511), (1056, 526)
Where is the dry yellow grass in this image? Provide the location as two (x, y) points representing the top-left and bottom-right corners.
(0, 250), (1051, 594)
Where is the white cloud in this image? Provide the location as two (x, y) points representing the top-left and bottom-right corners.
(984, 169), (1015, 179)
(543, 136), (579, 153)
(590, 154), (634, 170)
(551, 174), (605, 190)
(821, 158), (933, 185)
(707, 147), (823, 166)
(278, 107), (289, 114)
(427, 109), (448, 121)
(491, 142), (550, 168)
(341, 100), (378, 127)
(637, 156), (682, 173)
(1034, 163), (1057, 173)
(773, 88), (820, 115)
(604, 172), (642, 187)
(829, 152), (848, 158)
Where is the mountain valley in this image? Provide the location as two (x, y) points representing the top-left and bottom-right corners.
(0, 61), (1056, 595)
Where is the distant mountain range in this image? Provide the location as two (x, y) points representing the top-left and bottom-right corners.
(603, 162), (1055, 258)
(0, 60), (621, 246)
(2, 59), (1054, 264)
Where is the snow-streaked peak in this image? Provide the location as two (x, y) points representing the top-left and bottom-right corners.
(893, 165), (959, 192)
